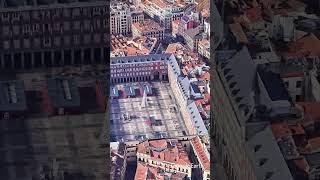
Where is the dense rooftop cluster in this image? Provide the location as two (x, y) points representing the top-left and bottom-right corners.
(212, 0), (320, 179)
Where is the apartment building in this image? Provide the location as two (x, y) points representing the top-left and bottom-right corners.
(212, 47), (295, 180)
(131, 10), (144, 23)
(110, 54), (170, 84)
(198, 39), (210, 59)
(0, 0), (109, 70)
(110, 2), (132, 35)
(140, 0), (185, 31)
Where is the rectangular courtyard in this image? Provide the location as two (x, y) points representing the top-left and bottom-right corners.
(109, 81), (187, 142)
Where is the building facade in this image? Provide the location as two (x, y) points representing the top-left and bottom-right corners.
(0, 1), (109, 70)
(140, 0), (185, 31)
(136, 138), (193, 178)
(110, 54), (170, 84)
(110, 2), (132, 35)
(198, 39), (210, 59)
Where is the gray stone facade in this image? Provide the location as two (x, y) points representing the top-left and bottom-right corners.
(0, 0), (109, 69)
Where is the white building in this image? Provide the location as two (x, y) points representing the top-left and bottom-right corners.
(141, 0), (185, 31)
(110, 2), (132, 35)
(269, 15), (295, 42)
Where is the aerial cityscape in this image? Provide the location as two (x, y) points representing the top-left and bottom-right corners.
(109, 0), (211, 179)
(0, 0), (319, 179)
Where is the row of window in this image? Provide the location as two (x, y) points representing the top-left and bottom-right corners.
(1, 19), (107, 37)
(111, 66), (165, 73)
(112, 62), (163, 68)
(1, 7), (108, 22)
(141, 157), (189, 174)
(2, 33), (106, 49)
(110, 72), (152, 77)
(284, 80), (302, 88)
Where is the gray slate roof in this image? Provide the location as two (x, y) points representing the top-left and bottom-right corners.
(247, 126), (294, 180)
(217, 46), (257, 124)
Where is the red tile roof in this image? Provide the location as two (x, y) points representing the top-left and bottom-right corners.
(280, 72), (305, 78)
(271, 123), (305, 139)
(133, 20), (164, 33)
(137, 139), (191, 166)
(271, 123), (291, 139)
(135, 162), (148, 180)
(245, 7), (263, 22)
(135, 162), (187, 180)
(289, 33), (320, 57)
(298, 102), (320, 121)
(190, 136), (210, 171)
(293, 158), (309, 172)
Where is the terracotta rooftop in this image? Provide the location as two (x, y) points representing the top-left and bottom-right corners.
(289, 33), (320, 57)
(298, 102), (320, 121)
(245, 7), (263, 22)
(137, 139), (191, 166)
(111, 35), (157, 57)
(135, 162), (149, 180)
(134, 162), (186, 180)
(151, 0), (169, 9)
(292, 158), (309, 173)
(190, 136), (210, 171)
(271, 123), (305, 139)
(271, 123), (291, 139)
(280, 71), (305, 78)
(133, 20), (164, 33)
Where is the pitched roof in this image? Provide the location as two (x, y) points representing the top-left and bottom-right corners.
(289, 33), (320, 56)
(190, 136), (210, 171)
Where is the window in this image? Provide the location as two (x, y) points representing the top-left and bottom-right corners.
(284, 81), (289, 88)
(94, 33), (100, 43)
(84, 20), (91, 30)
(54, 37), (61, 46)
(2, 26), (10, 36)
(34, 38), (41, 48)
(32, 11), (40, 20)
(53, 23), (60, 32)
(23, 39), (30, 48)
(63, 36), (71, 45)
(84, 34), (91, 44)
(296, 95), (301, 102)
(63, 9), (71, 17)
(13, 25), (20, 35)
(63, 22), (70, 31)
(296, 81), (302, 88)
(43, 37), (51, 47)
(33, 24), (40, 32)
(72, 8), (80, 17)
(13, 39), (20, 49)
(73, 21), (81, 30)
(3, 41), (10, 49)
